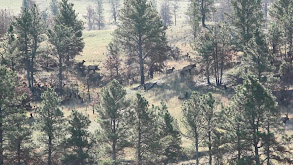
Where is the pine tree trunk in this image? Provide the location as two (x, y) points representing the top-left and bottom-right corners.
(138, 35), (144, 86)
(58, 54), (63, 91)
(31, 56), (34, 89)
(48, 135), (52, 165)
(237, 124), (241, 161)
(137, 117), (142, 165)
(25, 34), (31, 90)
(208, 128), (212, 165)
(253, 120), (260, 165)
(195, 127), (199, 165)
(17, 142), (21, 165)
(112, 119), (117, 164)
(0, 106), (3, 165)
(267, 122), (270, 165)
(201, 0), (206, 28)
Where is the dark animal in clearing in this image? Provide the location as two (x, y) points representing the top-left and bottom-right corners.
(180, 64), (196, 77)
(166, 67), (175, 74)
(88, 65), (100, 72)
(77, 60), (86, 67)
(281, 114), (289, 124)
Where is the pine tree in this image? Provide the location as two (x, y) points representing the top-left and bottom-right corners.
(55, 0), (84, 64)
(187, 0), (201, 38)
(230, 76), (281, 164)
(95, 0), (104, 30)
(36, 88), (65, 165)
(196, 29), (213, 84)
(270, 0), (293, 59)
(104, 42), (122, 82)
(13, 5), (43, 90)
(129, 94), (162, 164)
(171, 0), (179, 26)
(114, 0), (169, 85)
(49, 0), (84, 90)
(229, 0), (263, 50)
(13, 8), (32, 89)
(1, 25), (19, 71)
(160, 0), (172, 26)
(98, 80), (130, 164)
(0, 66), (32, 165)
(187, 0), (214, 32)
(158, 102), (181, 164)
(182, 92), (204, 165)
(109, 0), (120, 23)
(201, 93), (216, 165)
(244, 29), (272, 81)
(62, 110), (93, 165)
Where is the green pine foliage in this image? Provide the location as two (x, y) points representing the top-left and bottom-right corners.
(229, 0), (263, 50)
(98, 80), (130, 163)
(62, 110), (94, 165)
(36, 88), (65, 165)
(113, 0), (169, 85)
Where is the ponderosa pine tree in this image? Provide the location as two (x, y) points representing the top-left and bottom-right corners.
(36, 88), (65, 165)
(244, 29), (272, 81)
(95, 0), (104, 30)
(268, 23), (283, 57)
(187, 0), (214, 32)
(171, 0), (179, 26)
(49, 0), (84, 90)
(187, 0), (201, 39)
(55, 0), (84, 64)
(1, 25), (19, 71)
(0, 66), (32, 165)
(201, 93), (216, 165)
(229, 76), (283, 164)
(114, 0), (169, 85)
(160, 0), (172, 26)
(62, 110), (93, 165)
(129, 94), (162, 164)
(98, 80), (130, 164)
(270, 0), (293, 59)
(13, 4), (43, 90)
(229, 0), (263, 51)
(158, 102), (181, 164)
(182, 92), (204, 165)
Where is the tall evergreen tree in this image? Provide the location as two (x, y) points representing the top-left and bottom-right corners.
(129, 94), (162, 164)
(160, 0), (172, 26)
(62, 110), (93, 165)
(36, 89), (64, 165)
(0, 67), (32, 165)
(49, 0), (84, 90)
(270, 0), (293, 59)
(182, 92), (204, 165)
(229, 0), (263, 50)
(109, 0), (120, 23)
(158, 102), (181, 164)
(114, 0), (169, 85)
(244, 29), (272, 81)
(225, 76), (288, 164)
(95, 0), (105, 30)
(98, 80), (130, 164)
(14, 5), (43, 90)
(55, 0), (84, 64)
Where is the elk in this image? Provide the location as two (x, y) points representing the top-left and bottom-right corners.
(166, 67), (175, 74)
(88, 65), (100, 72)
